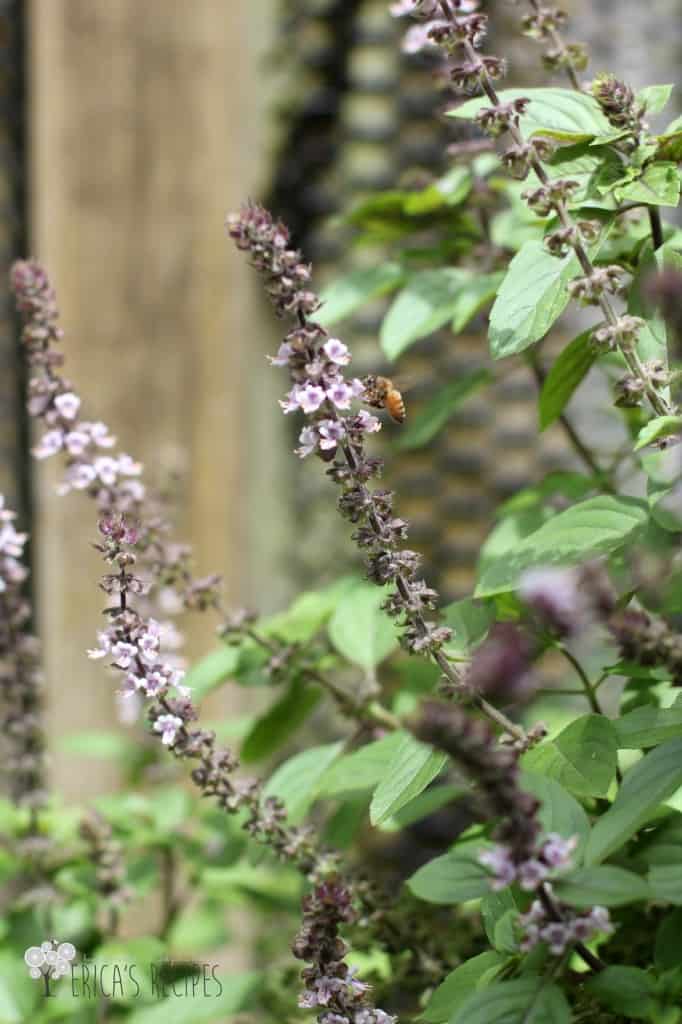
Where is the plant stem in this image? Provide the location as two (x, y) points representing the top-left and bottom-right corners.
(526, 351), (614, 489)
(538, 884), (606, 973)
(556, 643), (601, 715)
(441, 6), (675, 419)
(648, 207), (664, 251)
(526, 0), (582, 92)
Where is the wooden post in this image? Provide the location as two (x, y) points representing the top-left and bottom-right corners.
(29, 0), (279, 798)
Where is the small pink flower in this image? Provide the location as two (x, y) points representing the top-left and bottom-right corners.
(318, 420), (346, 451)
(323, 338), (351, 365)
(298, 383), (326, 414)
(117, 454), (142, 476)
(268, 342), (293, 366)
(111, 641), (138, 669)
(64, 430), (90, 455)
(350, 378), (366, 397)
(326, 380), (353, 410)
(94, 457), (119, 486)
(68, 463), (97, 490)
(356, 409), (381, 433)
(296, 426), (318, 459)
(87, 421), (116, 447)
(542, 833), (577, 870)
(279, 387), (300, 414)
(153, 713), (184, 746)
(54, 391), (81, 420)
(33, 429), (64, 459)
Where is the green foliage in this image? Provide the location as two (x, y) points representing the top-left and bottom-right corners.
(523, 715), (618, 799)
(538, 330), (596, 430)
(370, 732), (448, 825)
(327, 580), (399, 672)
(396, 370), (493, 451)
(317, 263), (406, 327)
(451, 88), (613, 142)
(421, 952), (507, 1022)
(407, 844), (491, 904)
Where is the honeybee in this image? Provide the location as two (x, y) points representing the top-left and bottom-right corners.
(362, 374), (407, 424)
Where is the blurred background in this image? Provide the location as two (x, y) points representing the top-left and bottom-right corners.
(0, 0), (681, 806)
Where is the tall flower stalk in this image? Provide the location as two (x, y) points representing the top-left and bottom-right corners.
(227, 204), (526, 745)
(400, 0), (675, 419)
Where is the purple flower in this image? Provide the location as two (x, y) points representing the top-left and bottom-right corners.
(153, 713), (184, 747)
(111, 641), (138, 669)
(540, 922), (571, 955)
(94, 456), (119, 486)
(519, 567), (585, 636)
(33, 429), (64, 459)
(518, 858), (550, 891)
(587, 906), (613, 934)
(326, 380), (354, 410)
(54, 391), (81, 420)
(296, 426), (318, 459)
(323, 338), (351, 365)
(298, 384), (326, 414)
(319, 420), (346, 451)
(356, 410), (381, 434)
(268, 342), (294, 367)
(64, 430), (90, 455)
(87, 421), (116, 447)
(479, 845), (517, 889)
(541, 833), (577, 870)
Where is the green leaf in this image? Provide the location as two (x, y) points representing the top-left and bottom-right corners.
(316, 733), (404, 797)
(452, 977), (571, 1024)
(59, 730), (140, 760)
(555, 865), (651, 907)
(0, 952), (39, 1024)
(615, 162), (681, 207)
(241, 678), (322, 763)
(539, 330), (597, 430)
(407, 845), (490, 904)
(381, 268), (471, 360)
(386, 783), (465, 831)
(125, 972), (260, 1024)
(655, 909), (682, 968)
(262, 742), (343, 824)
(404, 166), (473, 215)
(638, 84), (674, 116)
(499, 471), (597, 516)
(481, 888), (519, 952)
(450, 88), (612, 142)
(587, 966), (656, 1020)
(488, 241), (579, 359)
(317, 263), (406, 326)
(586, 738), (682, 864)
(261, 579), (356, 644)
(648, 864), (682, 905)
(634, 415), (682, 451)
(328, 582), (399, 672)
(450, 272), (504, 332)
(614, 702), (682, 749)
(183, 645), (241, 701)
(420, 952), (507, 1023)
(520, 772), (590, 856)
(523, 715), (618, 798)
(396, 369), (493, 451)
(441, 598), (496, 658)
(475, 495), (648, 597)
(370, 732), (447, 826)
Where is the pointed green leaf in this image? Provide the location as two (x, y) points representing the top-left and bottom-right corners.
(614, 702), (682, 749)
(615, 162), (680, 207)
(420, 952), (507, 1023)
(648, 864), (682, 905)
(407, 845), (490, 904)
(317, 263), (406, 326)
(555, 865), (651, 907)
(586, 738), (682, 864)
(586, 967), (656, 1020)
(381, 268), (471, 360)
(638, 84), (674, 116)
(634, 415), (682, 451)
(241, 678), (322, 763)
(452, 977), (571, 1024)
(523, 715), (618, 798)
(476, 495), (648, 597)
(328, 582), (399, 672)
(539, 330), (597, 430)
(488, 241), (579, 359)
(520, 772), (590, 856)
(450, 88), (612, 142)
(263, 742), (343, 824)
(316, 733), (404, 797)
(370, 732), (447, 826)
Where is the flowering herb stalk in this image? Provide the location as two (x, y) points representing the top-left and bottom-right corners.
(400, 0), (676, 419)
(227, 203), (526, 745)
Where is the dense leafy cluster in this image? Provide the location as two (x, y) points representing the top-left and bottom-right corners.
(1, 2), (682, 1023)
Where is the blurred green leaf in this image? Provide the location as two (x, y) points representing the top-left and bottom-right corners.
(328, 582), (399, 672)
(317, 263), (405, 327)
(407, 845), (490, 904)
(381, 269), (472, 360)
(263, 742), (343, 824)
(241, 678), (322, 763)
(539, 330), (596, 431)
(371, 732), (447, 826)
(396, 369), (493, 451)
